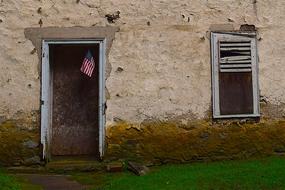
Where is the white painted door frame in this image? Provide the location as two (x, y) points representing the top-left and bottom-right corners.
(41, 39), (106, 160)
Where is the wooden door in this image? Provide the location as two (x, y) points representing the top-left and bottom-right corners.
(50, 44), (100, 156)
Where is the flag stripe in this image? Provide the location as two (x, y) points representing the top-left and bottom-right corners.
(80, 51), (95, 77)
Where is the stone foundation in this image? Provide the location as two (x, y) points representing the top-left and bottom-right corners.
(0, 112), (40, 166)
(106, 120), (285, 164)
(2, 113), (285, 166)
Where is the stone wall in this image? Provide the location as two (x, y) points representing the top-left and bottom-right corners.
(0, 111), (40, 166)
(106, 120), (285, 164)
(0, 0), (285, 165)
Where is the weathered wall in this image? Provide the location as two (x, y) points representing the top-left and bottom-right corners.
(0, 111), (40, 166)
(106, 120), (285, 164)
(105, 0), (285, 123)
(0, 0), (285, 165)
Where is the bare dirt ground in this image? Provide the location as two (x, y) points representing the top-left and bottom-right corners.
(17, 174), (86, 190)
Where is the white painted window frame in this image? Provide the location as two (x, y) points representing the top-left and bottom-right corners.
(41, 39), (106, 160)
(211, 32), (260, 119)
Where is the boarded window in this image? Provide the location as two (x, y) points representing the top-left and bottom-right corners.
(211, 32), (259, 118)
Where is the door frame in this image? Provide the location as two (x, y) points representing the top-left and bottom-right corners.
(41, 39), (106, 161)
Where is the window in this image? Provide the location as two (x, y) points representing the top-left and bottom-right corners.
(211, 32), (259, 118)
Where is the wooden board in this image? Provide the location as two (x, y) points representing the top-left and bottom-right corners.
(50, 44), (99, 156)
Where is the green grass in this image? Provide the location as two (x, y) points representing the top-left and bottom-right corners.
(0, 168), (20, 190)
(2, 156), (285, 190)
(0, 169), (42, 190)
(72, 156), (285, 190)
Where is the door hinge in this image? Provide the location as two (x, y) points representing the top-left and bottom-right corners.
(103, 103), (107, 115)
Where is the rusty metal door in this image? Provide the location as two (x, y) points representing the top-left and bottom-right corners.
(50, 44), (100, 156)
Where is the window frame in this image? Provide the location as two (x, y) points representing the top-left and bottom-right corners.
(211, 32), (260, 119)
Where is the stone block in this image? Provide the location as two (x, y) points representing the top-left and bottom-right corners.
(23, 140), (39, 149)
(106, 162), (123, 172)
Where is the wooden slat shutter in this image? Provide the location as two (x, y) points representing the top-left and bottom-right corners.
(211, 32), (259, 118)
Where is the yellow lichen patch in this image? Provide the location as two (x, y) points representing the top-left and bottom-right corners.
(105, 120), (285, 164)
(0, 120), (40, 166)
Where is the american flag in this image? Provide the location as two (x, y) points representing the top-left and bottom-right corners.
(80, 50), (95, 77)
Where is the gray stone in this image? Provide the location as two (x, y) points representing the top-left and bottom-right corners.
(200, 132), (209, 139)
(23, 140), (39, 149)
(127, 161), (150, 176)
(24, 156), (41, 165)
(106, 162), (123, 172)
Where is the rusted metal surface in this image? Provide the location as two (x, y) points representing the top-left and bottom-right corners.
(51, 44), (99, 156)
(219, 72), (253, 115)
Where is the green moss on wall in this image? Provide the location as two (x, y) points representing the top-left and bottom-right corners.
(105, 120), (285, 164)
(2, 111), (285, 166)
(0, 118), (40, 166)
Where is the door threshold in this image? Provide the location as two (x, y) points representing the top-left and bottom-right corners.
(50, 155), (99, 162)
(47, 156), (103, 172)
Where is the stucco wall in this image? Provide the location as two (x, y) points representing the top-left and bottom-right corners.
(1, 0), (285, 123)
(0, 0), (285, 165)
